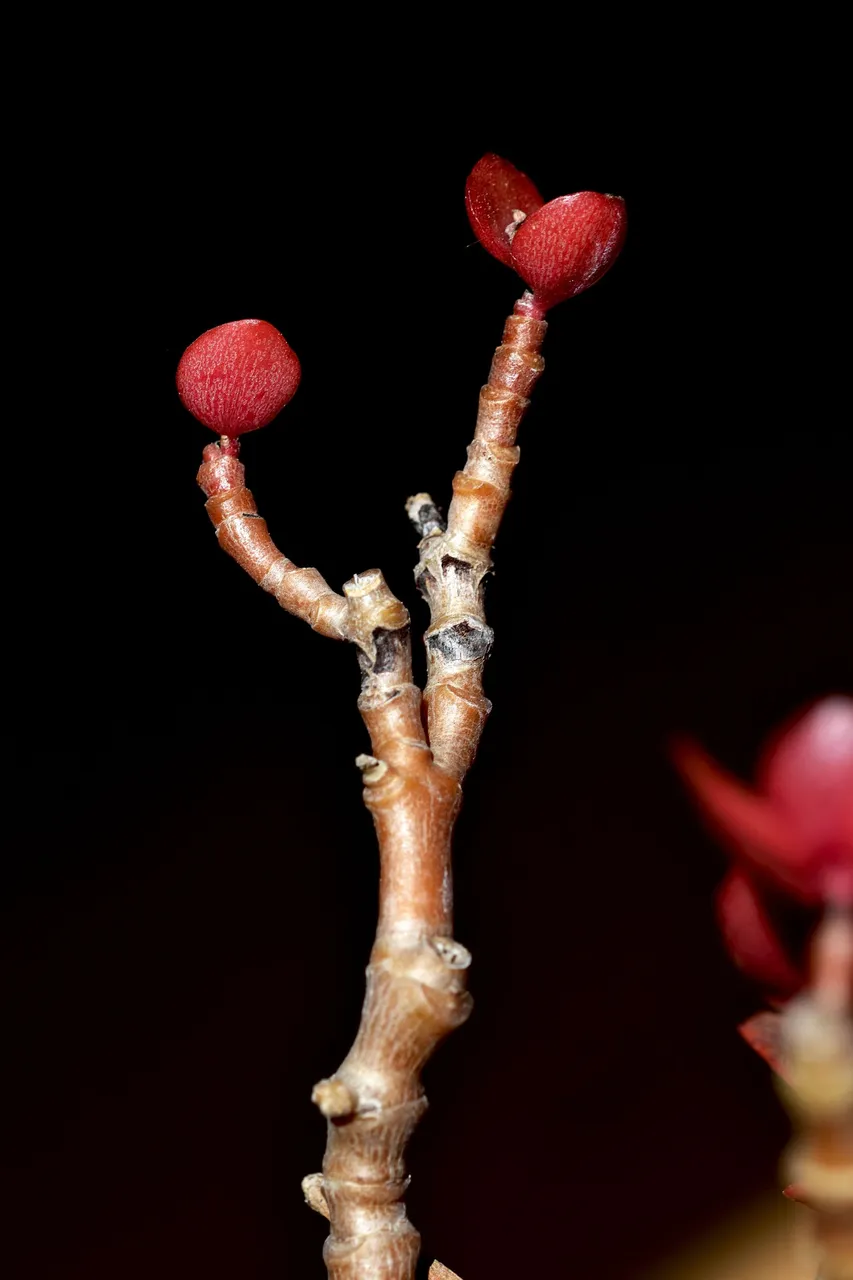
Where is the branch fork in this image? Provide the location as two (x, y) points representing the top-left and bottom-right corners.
(780, 909), (853, 1280)
(194, 292), (548, 1279)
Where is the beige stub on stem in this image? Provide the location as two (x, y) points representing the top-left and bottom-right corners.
(197, 294), (547, 1279)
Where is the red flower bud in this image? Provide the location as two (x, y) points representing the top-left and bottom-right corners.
(465, 154), (627, 311)
(177, 319), (301, 437)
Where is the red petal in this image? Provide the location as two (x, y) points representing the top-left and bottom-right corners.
(510, 192), (627, 309)
(177, 319), (301, 437)
(760, 698), (853, 867)
(782, 1183), (815, 1208)
(738, 1010), (789, 1080)
(674, 739), (814, 898)
(717, 870), (803, 995)
(465, 153), (544, 269)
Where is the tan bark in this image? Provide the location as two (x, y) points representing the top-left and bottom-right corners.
(197, 292), (546, 1278)
(197, 443), (349, 639)
(310, 569), (472, 1279)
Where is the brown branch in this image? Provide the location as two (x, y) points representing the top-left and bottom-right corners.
(429, 1263), (463, 1280)
(407, 292), (547, 781)
(197, 442), (348, 639)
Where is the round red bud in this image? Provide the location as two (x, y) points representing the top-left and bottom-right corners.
(177, 319), (301, 436)
(510, 192), (627, 310)
(464, 154), (627, 311)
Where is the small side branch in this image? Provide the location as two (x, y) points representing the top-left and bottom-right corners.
(781, 908), (853, 1280)
(197, 441), (349, 639)
(408, 293), (547, 781)
(302, 1172), (330, 1219)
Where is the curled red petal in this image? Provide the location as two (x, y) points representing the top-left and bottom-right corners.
(760, 697), (853, 867)
(738, 1010), (789, 1080)
(464, 153), (544, 269)
(674, 738), (814, 898)
(510, 191), (627, 309)
(176, 319), (301, 437)
(717, 870), (803, 995)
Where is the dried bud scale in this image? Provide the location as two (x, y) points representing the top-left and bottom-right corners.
(429, 1263), (463, 1280)
(196, 441), (349, 640)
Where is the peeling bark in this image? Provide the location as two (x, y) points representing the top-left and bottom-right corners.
(407, 295), (547, 780)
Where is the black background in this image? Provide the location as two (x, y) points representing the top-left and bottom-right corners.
(4, 64), (851, 1279)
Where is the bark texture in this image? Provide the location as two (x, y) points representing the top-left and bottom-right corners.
(197, 291), (546, 1279)
(407, 296), (547, 780)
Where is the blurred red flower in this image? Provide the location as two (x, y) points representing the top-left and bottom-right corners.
(676, 697), (853, 995)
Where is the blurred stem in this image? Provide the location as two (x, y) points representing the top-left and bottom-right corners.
(781, 908), (853, 1280)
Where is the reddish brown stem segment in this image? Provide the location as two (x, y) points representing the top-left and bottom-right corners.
(197, 453), (473, 1277)
(197, 444), (348, 639)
